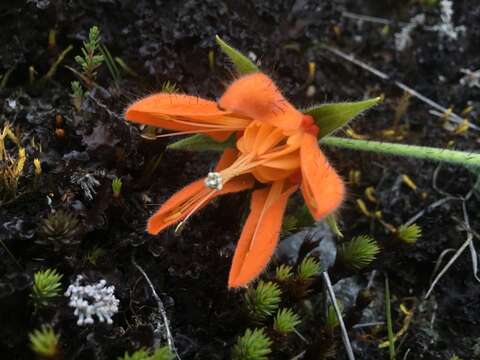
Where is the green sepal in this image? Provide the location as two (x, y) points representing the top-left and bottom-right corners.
(167, 133), (235, 152)
(304, 96), (382, 138)
(215, 35), (259, 75)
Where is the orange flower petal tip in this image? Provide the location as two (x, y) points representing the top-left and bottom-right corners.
(227, 182), (296, 288)
(300, 134), (345, 220)
(126, 93), (225, 118)
(219, 73), (302, 130)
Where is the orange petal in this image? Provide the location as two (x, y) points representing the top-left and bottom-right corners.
(215, 148), (239, 171)
(147, 173), (254, 235)
(261, 152), (300, 170)
(125, 93), (250, 141)
(228, 181), (297, 288)
(219, 73), (302, 131)
(256, 127), (285, 154)
(252, 166), (297, 183)
(148, 150), (252, 234)
(300, 133), (345, 220)
(147, 179), (209, 235)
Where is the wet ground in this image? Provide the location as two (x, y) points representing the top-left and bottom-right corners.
(1, 0), (480, 359)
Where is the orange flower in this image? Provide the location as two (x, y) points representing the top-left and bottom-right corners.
(125, 73), (345, 288)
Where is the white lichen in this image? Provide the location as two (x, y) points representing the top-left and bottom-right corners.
(70, 173), (100, 200)
(204, 172), (223, 190)
(65, 275), (119, 326)
(394, 14), (425, 51)
(433, 0), (465, 41)
(460, 69), (480, 88)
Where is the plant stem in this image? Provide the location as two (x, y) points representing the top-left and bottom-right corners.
(384, 274), (395, 360)
(321, 136), (480, 168)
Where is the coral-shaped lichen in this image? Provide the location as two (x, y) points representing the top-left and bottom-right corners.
(65, 275), (119, 326)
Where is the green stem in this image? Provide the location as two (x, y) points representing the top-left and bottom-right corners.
(385, 274), (395, 360)
(321, 136), (480, 168)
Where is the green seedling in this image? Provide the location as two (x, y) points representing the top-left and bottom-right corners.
(244, 281), (282, 322)
(232, 328), (272, 360)
(29, 326), (60, 358)
(337, 235), (380, 271)
(273, 308), (301, 334)
(31, 268), (63, 308)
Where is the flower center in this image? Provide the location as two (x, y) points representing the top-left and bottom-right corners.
(202, 121), (305, 189)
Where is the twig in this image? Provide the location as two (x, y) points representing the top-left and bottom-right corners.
(342, 11), (437, 31)
(424, 200), (479, 298)
(402, 348), (411, 360)
(322, 272), (355, 360)
(424, 159), (480, 298)
(353, 321), (385, 329)
(290, 350), (306, 360)
(342, 11), (398, 26)
(131, 255), (180, 359)
(367, 270), (377, 289)
(320, 45), (480, 131)
(461, 200), (480, 283)
(429, 248), (456, 285)
(293, 329), (308, 344)
(424, 231), (471, 298)
(404, 197), (456, 226)
(87, 91), (123, 121)
(322, 45), (389, 80)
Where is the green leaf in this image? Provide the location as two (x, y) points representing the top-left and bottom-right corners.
(304, 96), (382, 138)
(167, 134), (235, 152)
(215, 35), (259, 75)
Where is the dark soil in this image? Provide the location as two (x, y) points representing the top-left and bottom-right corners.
(1, 0), (480, 359)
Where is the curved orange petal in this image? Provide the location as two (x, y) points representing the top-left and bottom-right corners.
(300, 133), (345, 220)
(148, 149), (254, 235)
(261, 152), (300, 169)
(228, 181), (297, 288)
(147, 179), (209, 234)
(125, 93), (251, 141)
(219, 73), (302, 131)
(252, 166), (297, 183)
(215, 148), (239, 171)
(148, 174), (254, 235)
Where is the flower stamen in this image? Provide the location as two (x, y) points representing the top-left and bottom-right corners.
(204, 172), (223, 190)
